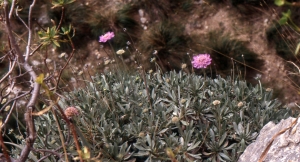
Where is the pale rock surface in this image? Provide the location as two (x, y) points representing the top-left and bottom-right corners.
(238, 117), (300, 162)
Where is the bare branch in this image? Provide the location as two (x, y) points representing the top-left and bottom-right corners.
(15, 6), (29, 30)
(0, 90), (31, 114)
(0, 83), (12, 99)
(56, 7), (65, 31)
(4, 1), (23, 64)
(0, 51), (9, 60)
(25, 0), (37, 61)
(0, 132), (11, 162)
(35, 145), (66, 162)
(29, 44), (43, 56)
(8, 0), (16, 19)
(3, 0), (40, 161)
(33, 149), (62, 159)
(55, 34), (75, 90)
(1, 100), (16, 129)
(0, 58), (16, 84)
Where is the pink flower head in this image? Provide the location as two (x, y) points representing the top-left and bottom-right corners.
(64, 107), (80, 118)
(99, 32), (115, 43)
(191, 54), (212, 69)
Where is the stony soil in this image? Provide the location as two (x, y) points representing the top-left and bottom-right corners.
(64, 1), (300, 105)
(183, 3), (300, 104)
(2, 0), (300, 107)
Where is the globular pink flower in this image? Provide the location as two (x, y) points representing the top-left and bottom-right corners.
(64, 107), (80, 118)
(191, 54), (212, 69)
(99, 32), (115, 43)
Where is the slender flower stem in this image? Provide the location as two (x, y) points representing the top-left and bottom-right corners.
(140, 67), (153, 113)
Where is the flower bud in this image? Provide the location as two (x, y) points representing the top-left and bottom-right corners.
(237, 102), (243, 108)
(116, 49), (125, 55)
(172, 116), (179, 123)
(138, 132), (145, 137)
(64, 107), (80, 118)
(180, 99), (186, 104)
(212, 100), (221, 105)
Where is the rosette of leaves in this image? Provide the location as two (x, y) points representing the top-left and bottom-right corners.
(23, 70), (293, 162)
(6, 71), (293, 161)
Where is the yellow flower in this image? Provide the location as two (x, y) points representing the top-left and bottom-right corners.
(116, 49), (125, 55)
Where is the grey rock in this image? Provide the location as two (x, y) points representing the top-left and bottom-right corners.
(238, 117), (300, 162)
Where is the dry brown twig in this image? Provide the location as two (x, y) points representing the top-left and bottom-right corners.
(1, 0), (44, 161)
(0, 0), (82, 159)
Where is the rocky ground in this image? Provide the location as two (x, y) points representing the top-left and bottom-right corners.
(183, 2), (300, 104)
(80, 0), (300, 104)
(2, 0), (300, 107)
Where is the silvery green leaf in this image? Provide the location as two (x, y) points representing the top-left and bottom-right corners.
(158, 128), (168, 134)
(180, 120), (189, 126)
(187, 141), (201, 151)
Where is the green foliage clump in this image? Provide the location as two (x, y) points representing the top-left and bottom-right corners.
(13, 70), (293, 161)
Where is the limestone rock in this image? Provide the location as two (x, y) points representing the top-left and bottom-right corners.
(238, 117), (300, 162)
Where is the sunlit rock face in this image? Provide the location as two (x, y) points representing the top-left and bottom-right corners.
(239, 117), (300, 162)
